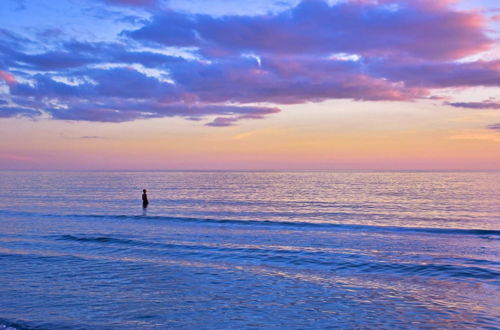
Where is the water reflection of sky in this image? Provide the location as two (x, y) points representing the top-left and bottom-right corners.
(0, 171), (498, 328)
(1, 171), (498, 229)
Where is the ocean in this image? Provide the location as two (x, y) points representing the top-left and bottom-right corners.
(0, 171), (499, 329)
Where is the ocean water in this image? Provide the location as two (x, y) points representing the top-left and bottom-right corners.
(0, 171), (499, 329)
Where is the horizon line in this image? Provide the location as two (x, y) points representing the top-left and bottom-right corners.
(1, 169), (499, 173)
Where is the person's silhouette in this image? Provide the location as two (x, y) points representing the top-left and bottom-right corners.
(142, 189), (149, 208)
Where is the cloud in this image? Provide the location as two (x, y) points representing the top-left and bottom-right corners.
(45, 99), (280, 125)
(168, 56), (427, 104)
(446, 100), (500, 109)
(0, 70), (16, 85)
(0, 0), (499, 127)
(100, 0), (158, 8)
(0, 106), (41, 118)
(36, 28), (65, 40)
(204, 106), (282, 127)
(206, 117), (239, 127)
(367, 58), (500, 88)
(9, 54), (426, 105)
(78, 135), (106, 139)
(91, 67), (176, 98)
(125, 0), (490, 60)
(17, 51), (96, 70)
(11, 73), (91, 98)
(125, 11), (199, 46)
(0, 40), (185, 71)
(487, 123), (500, 132)
(0, 153), (34, 162)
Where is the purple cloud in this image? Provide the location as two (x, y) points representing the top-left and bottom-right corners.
(126, 0), (490, 60)
(10, 67), (178, 100)
(47, 100), (280, 125)
(17, 51), (96, 70)
(205, 106), (280, 127)
(447, 101), (500, 110)
(63, 41), (185, 68)
(78, 136), (106, 139)
(0, 106), (41, 118)
(168, 56), (427, 104)
(11, 73), (91, 98)
(101, 0), (158, 7)
(0, 40), (185, 71)
(125, 11), (199, 46)
(206, 117), (239, 127)
(0, 0), (499, 126)
(36, 28), (65, 40)
(91, 67), (176, 99)
(366, 58), (500, 88)
(487, 123), (500, 132)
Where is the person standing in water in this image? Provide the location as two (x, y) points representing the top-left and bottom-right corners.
(142, 189), (149, 208)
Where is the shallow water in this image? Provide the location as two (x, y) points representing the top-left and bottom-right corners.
(0, 171), (499, 329)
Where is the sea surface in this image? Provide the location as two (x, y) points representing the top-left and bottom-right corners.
(0, 171), (499, 329)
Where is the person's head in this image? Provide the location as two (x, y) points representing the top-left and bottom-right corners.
(143, 189), (147, 193)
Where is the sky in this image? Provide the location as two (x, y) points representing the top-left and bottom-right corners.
(0, 0), (499, 170)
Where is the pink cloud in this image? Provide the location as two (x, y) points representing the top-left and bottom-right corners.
(0, 71), (16, 85)
(0, 153), (34, 162)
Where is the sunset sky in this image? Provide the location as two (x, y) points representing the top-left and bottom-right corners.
(1, 0), (499, 170)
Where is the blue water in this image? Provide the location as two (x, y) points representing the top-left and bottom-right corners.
(0, 171), (499, 329)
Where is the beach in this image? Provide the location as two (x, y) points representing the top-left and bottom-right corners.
(0, 171), (499, 329)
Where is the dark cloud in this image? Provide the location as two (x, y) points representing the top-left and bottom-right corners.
(100, 0), (158, 7)
(447, 101), (500, 110)
(10, 67), (179, 101)
(0, 39), (185, 71)
(36, 28), (65, 40)
(63, 41), (186, 68)
(18, 51), (96, 70)
(0, 106), (41, 118)
(366, 58), (500, 88)
(47, 100), (280, 125)
(206, 117), (240, 127)
(487, 123), (500, 131)
(205, 106), (281, 127)
(125, 11), (199, 46)
(0, 29), (33, 68)
(91, 67), (176, 99)
(78, 136), (106, 139)
(11, 74), (91, 98)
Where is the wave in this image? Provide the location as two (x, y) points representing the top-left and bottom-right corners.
(1, 209), (499, 237)
(5, 235), (500, 281)
(0, 318), (42, 330)
(59, 213), (500, 237)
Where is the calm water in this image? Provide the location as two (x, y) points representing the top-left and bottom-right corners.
(0, 171), (499, 329)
